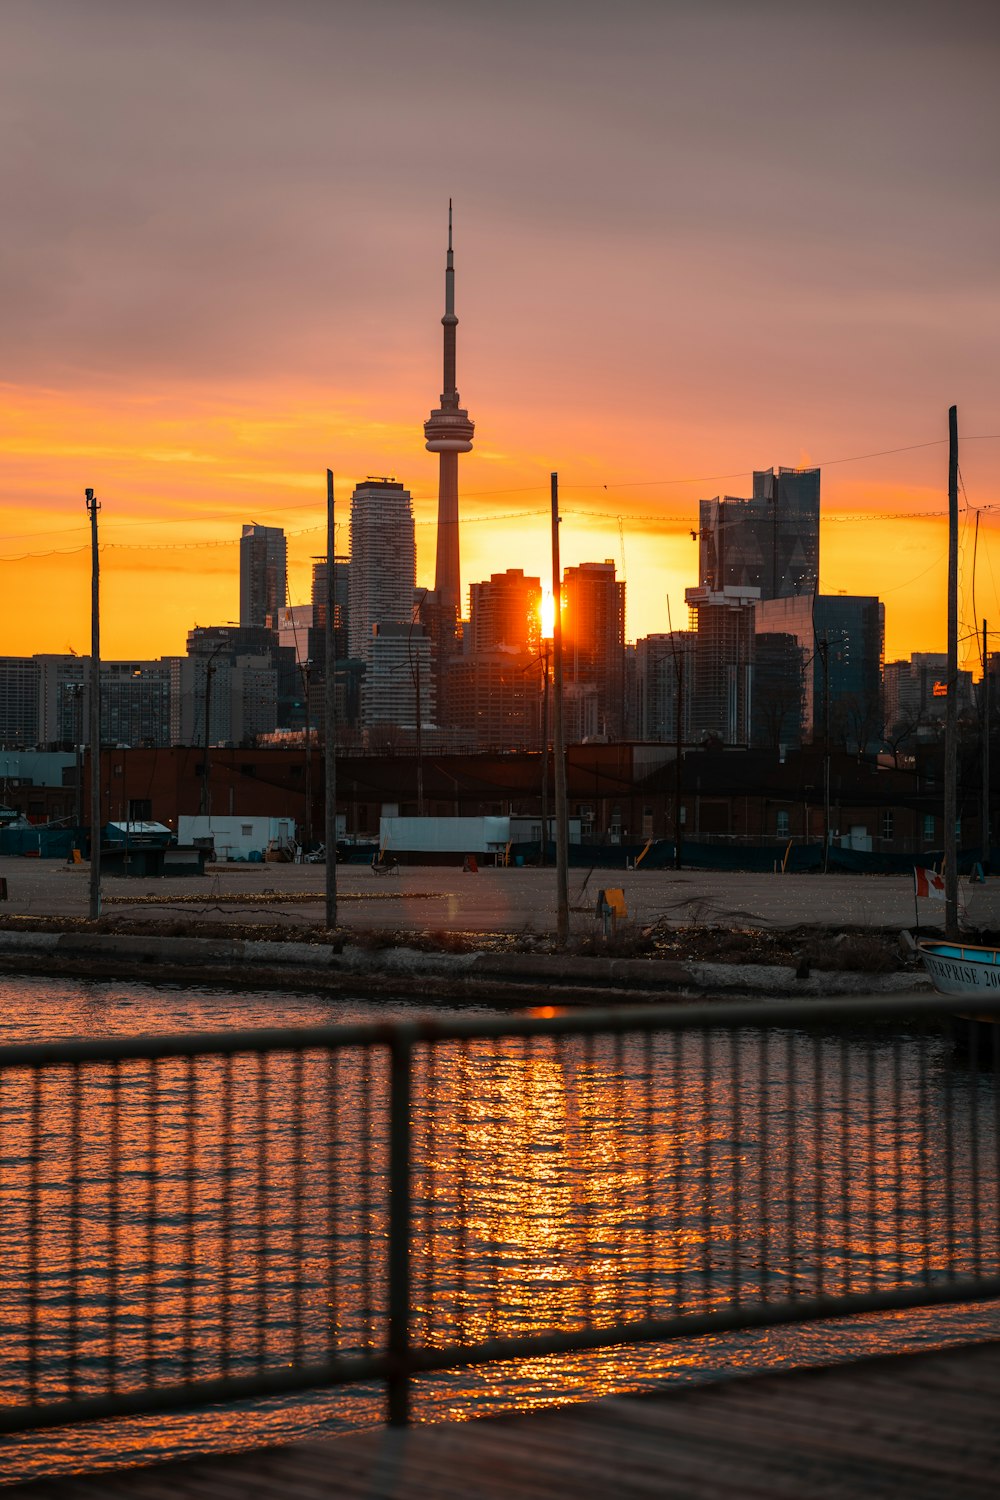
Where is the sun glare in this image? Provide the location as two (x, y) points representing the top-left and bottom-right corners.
(540, 589), (555, 640)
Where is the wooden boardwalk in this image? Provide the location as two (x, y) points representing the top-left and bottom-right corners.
(9, 1340), (1000, 1499)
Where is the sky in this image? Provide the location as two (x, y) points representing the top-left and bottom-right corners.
(2, 0), (999, 668)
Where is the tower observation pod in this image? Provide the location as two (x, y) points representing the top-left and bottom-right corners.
(424, 200), (474, 622)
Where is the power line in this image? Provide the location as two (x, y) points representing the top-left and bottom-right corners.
(4, 432), (999, 548)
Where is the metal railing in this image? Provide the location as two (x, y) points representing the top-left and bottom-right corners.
(0, 993), (998, 1436)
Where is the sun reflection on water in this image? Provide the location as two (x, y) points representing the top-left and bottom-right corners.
(0, 978), (997, 1483)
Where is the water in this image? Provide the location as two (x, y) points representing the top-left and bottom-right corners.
(0, 976), (997, 1484)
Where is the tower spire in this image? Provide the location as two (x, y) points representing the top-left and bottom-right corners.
(425, 201), (474, 622)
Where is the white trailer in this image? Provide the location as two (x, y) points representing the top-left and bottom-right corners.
(178, 815), (296, 862)
(379, 816), (511, 856)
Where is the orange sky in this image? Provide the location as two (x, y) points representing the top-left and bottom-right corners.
(3, 381), (996, 670)
(2, 3), (998, 673)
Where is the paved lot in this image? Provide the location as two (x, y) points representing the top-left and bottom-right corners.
(3, 856), (999, 936)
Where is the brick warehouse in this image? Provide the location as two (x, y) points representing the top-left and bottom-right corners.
(65, 744), (972, 859)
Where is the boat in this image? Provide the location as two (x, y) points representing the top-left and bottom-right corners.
(917, 939), (1000, 999)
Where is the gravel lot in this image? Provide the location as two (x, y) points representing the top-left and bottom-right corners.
(2, 856), (997, 939)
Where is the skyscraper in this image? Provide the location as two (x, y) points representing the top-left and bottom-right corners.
(445, 568), (545, 748)
(239, 524), (287, 627)
(348, 478), (423, 730)
(347, 479), (416, 659)
(468, 569), (542, 655)
(699, 467), (820, 601)
(754, 593), (884, 750)
(424, 202), (474, 625)
(634, 633), (695, 742)
(562, 561), (626, 739)
(684, 585), (759, 746)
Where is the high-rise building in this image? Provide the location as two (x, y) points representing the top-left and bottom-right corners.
(175, 653), (277, 749)
(562, 561), (626, 739)
(684, 586), (759, 746)
(882, 653), (973, 736)
(101, 662), (173, 747)
(348, 480), (416, 660)
(468, 569), (542, 655)
(180, 624), (299, 743)
(347, 479), (419, 729)
(752, 632), (806, 749)
(0, 658), (40, 747)
(424, 202), (474, 629)
(699, 467), (820, 601)
(36, 654), (87, 745)
(362, 623), (435, 733)
(34, 655), (173, 748)
(446, 651), (542, 749)
(754, 593), (884, 750)
(239, 524), (287, 627)
(274, 605), (313, 666)
(634, 633), (695, 742)
(309, 556), (350, 672)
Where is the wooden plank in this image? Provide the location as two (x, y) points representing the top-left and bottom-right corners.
(7, 1341), (1000, 1500)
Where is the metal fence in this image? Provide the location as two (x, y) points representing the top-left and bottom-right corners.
(0, 993), (998, 1436)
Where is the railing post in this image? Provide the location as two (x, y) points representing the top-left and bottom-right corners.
(387, 1033), (413, 1426)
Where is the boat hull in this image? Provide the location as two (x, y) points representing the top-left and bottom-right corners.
(918, 940), (1000, 999)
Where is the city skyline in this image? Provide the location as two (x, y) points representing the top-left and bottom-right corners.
(1, 1), (998, 665)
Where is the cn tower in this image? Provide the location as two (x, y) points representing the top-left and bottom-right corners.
(424, 200), (474, 622)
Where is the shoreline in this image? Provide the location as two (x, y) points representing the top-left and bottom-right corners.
(0, 924), (931, 1005)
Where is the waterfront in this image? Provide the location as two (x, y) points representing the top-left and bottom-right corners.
(1, 976), (998, 1485)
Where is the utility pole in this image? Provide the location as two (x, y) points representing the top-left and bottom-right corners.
(550, 472), (569, 946)
(302, 659), (313, 852)
(539, 641), (550, 867)
(945, 406), (959, 938)
(414, 655), (424, 817)
(674, 648), (684, 869)
(324, 470), (338, 929)
(821, 635), (831, 874)
(200, 655), (216, 817)
(409, 593), (426, 818)
(983, 618), (991, 874)
(86, 488), (101, 921)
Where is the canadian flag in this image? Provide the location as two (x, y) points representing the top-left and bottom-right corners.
(914, 866), (946, 900)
